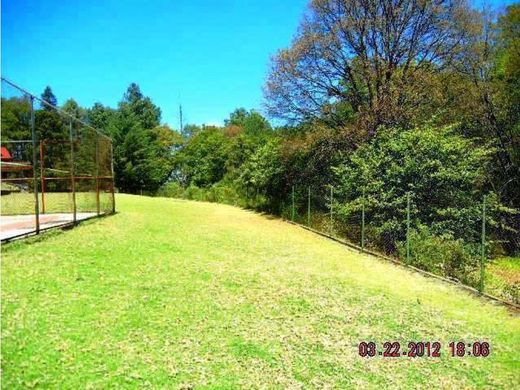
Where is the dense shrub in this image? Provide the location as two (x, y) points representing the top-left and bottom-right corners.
(237, 139), (285, 209)
(334, 125), (497, 248)
(156, 182), (185, 198)
(156, 181), (244, 207)
(398, 226), (480, 287)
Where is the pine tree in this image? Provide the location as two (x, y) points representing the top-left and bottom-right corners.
(40, 86), (57, 110)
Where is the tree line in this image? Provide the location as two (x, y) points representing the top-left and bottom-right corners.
(2, 83), (182, 193)
(164, 1), (520, 282)
(2, 1), (518, 277)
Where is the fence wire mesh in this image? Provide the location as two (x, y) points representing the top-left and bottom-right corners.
(283, 184), (519, 306)
(1, 78), (115, 241)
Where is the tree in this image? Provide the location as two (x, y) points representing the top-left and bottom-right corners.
(224, 109), (272, 158)
(238, 138), (285, 208)
(494, 4), (520, 197)
(225, 108), (271, 134)
(225, 108), (249, 127)
(119, 83), (161, 129)
(87, 103), (116, 132)
(264, 0), (473, 133)
(62, 98), (86, 121)
(173, 127), (231, 187)
(40, 86), (57, 110)
(445, 4), (520, 247)
(106, 84), (174, 193)
(1, 97), (31, 141)
(35, 109), (67, 141)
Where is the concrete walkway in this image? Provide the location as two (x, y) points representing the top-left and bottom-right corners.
(0, 212), (97, 241)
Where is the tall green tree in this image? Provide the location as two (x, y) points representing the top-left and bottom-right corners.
(173, 126), (231, 187)
(40, 86), (57, 110)
(119, 83), (161, 129)
(62, 98), (86, 121)
(0, 97), (31, 141)
(87, 103), (115, 132)
(226, 108), (272, 137)
(107, 84), (174, 193)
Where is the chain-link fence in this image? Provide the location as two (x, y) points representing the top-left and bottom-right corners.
(1, 78), (115, 241)
(281, 184), (519, 307)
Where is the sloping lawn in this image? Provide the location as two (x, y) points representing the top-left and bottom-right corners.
(2, 194), (519, 388)
(487, 256), (520, 305)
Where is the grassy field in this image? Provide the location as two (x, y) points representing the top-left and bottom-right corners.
(0, 191), (113, 215)
(2, 194), (519, 388)
(488, 256), (520, 304)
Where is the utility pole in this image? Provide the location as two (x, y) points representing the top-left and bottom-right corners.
(179, 104), (184, 135)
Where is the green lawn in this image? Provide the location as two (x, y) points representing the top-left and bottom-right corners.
(1, 191), (113, 215)
(487, 256), (520, 304)
(2, 194), (519, 388)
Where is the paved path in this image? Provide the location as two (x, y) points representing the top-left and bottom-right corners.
(0, 212), (97, 241)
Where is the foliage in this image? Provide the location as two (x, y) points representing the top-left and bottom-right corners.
(87, 102), (115, 130)
(237, 138), (285, 205)
(180, 123), (201, 139)
(173, 126), (232, 187)
(264, 0), (473, 130)
(487, 256), (520, 304)
(35, 109), (67, 141)
(119, 82), (161, 129)
(102, 84), (178, 193)
(3, 1), (519, 258)
(261, 1), (520, 254)
(398, 226), (480, 287)
(333, 126), (497, 247)
(225, 108), (272, 137)
(62, 98), (86, 121)
(156, 181), (185, 198)
(40, 86), (57, 110)
(0, 97), (31, 141)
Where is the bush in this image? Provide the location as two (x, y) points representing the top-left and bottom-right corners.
(184, 184), (206, 201)
(156, 181), (245, 206)
(334, 125), (498, 246)
(156, 182), (185, 198)
(398, 226), (480, 287)
(204, 182), (242, 205)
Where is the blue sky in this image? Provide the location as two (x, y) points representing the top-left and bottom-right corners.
(1, 0), (516, 128)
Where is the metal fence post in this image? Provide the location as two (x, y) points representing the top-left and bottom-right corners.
(30, 96), (40, 234)
(39, 141), (46, 214)
(330, 185), (334, 236)
(291, 185), (295, 222)
(69, 120), (77, 224)
(110, 141), (116, 213)
(307, 186), (311, 226)
(95, 135), (100, 216)
(406, 192), (411, 264)
(480, 195), (487, 293)
(361, 187), (365, 251)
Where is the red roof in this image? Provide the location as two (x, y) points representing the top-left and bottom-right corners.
(1, 147), (12, 161)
